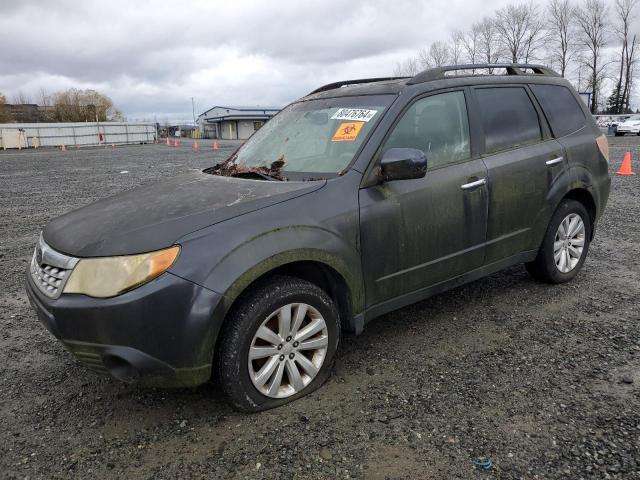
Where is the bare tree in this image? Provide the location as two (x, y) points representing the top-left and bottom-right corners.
(623, 34), (638, 111)
(12, 91), (32, 105)
(389, 0), (633, 112)
(494, 2), (545, 63)
(461, 24), (481, 64)
(52, 88), (120, 122)
(611, 0), (638, 113)
(477, 17), (501, 64)
(575, 0), (609, 113)
(547, 0), (577, 76)
(449, 31), (465, 65)
(38, 87), (51, 107)
(393, 57), (420, 76)
(0, 92), (12, 122)
(418, 41), (451, 68)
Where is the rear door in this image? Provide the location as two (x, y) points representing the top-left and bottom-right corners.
(472, 86), (566, 264)
(528, 84), (592, 169)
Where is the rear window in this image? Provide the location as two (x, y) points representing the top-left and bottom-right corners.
(530, 84), (586, 137)
(475, 87), (542, 154)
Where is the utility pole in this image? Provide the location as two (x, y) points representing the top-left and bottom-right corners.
(191, 97), (196, 127)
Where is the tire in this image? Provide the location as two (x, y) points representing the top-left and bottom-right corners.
(215, 275), (340, 412)
(615, 132), (623, 136)
(526, 199), (592, 284)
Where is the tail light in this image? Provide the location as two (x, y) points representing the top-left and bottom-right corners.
(596, 134), (609, 163)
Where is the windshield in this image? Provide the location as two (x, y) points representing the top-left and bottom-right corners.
(230, 95), (393, 176)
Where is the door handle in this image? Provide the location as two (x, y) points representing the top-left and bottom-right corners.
(461, 178), (486, 190)
(546, 156), (564, 166)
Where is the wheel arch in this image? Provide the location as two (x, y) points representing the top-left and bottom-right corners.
(216, 253), (363, 341)
(562, 188), (596, 234)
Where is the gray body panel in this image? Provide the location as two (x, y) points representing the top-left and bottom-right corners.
(359, 158), (488, 306)
(43, 171), (324, 257)
(28, 66), (611, 387)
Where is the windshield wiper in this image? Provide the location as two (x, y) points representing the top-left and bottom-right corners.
(251, 170), (284, 181)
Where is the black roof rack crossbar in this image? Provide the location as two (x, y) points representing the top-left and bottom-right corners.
(308, 77), (410, 95)
(407, 63), (559, 85)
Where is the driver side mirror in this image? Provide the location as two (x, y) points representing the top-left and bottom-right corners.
(380, 148), (427, 182)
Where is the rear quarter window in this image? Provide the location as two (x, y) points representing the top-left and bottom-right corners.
(530, 84), (586, 137)
(475, 87), (542, 154)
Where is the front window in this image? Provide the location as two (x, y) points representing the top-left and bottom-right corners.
(229, 95), (394, 178)
(383, 91), (471, 169)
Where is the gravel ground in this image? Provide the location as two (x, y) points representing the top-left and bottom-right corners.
(1, 137), (638, 479)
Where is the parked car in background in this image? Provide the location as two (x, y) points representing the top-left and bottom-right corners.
(27, 63), (610, 411)
(614, 114), (640, 135)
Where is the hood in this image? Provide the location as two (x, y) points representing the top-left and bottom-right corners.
(43, 170), (325, 257)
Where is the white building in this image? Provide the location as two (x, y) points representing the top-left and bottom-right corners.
(197, 106), (280, 140)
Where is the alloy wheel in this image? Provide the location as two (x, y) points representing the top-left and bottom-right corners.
(554, 213), (586, 273)
(248, 303), (328, 399)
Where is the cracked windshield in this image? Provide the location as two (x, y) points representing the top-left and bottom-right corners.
(231, 96), (394, 175)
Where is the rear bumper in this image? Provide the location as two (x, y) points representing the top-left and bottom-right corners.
(26, 271), (224, 387)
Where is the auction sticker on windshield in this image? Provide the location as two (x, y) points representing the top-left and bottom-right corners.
(332, 122), (365, 142)
(331, 108), (377, 122)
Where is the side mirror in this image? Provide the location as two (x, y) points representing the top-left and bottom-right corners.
(380, 148), (427, 182)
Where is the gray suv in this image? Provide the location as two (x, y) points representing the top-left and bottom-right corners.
(26, 64), (611, 411)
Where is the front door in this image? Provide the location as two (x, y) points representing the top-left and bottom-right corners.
(359, 90), (488, 307)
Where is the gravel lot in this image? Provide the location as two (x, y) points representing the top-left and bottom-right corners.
(1, 137), (639, 479)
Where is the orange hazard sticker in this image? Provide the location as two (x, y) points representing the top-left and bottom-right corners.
(331, 122), (365, 142)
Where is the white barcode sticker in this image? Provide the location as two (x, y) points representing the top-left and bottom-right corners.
(331, 108), (378, 122)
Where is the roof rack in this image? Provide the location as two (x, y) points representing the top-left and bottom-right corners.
(308, 77), (409, 95)
(407, 63), (559, 85)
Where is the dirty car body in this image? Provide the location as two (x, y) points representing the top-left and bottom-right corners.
(27, 64), (611, 411)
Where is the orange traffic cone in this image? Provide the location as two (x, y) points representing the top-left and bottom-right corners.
(193, 141), (200, 151)
(616, 152), (635, 176)
(165, 137), (170, 146)
(175, 139), (180, 147)
(111, 144), (115, 148)
(213, 140), (219, 150)
(60, 144), (66, 151)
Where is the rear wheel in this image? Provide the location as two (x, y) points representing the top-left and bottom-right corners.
(526, 199), (592, 284)
(215, 275), (340, 412)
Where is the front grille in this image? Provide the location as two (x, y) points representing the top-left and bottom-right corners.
(30, 235), (79, 299)
(30, 259), (70, 298)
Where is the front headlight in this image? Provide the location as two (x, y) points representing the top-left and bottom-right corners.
(63, 246), (180, 298)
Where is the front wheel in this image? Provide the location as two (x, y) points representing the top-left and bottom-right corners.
(526, 199), (592, 284)
(215, 275), (340, 412)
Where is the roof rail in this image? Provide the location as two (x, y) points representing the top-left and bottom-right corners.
(308, 77), (410, 95)
(407, 63), (559, 85)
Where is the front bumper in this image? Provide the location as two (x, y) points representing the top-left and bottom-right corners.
(26, 270), (224, 387)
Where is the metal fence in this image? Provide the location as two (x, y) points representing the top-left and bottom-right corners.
(0, 122), (157, 149)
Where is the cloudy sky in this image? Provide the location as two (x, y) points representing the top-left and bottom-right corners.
(0, 0), (617, 123)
